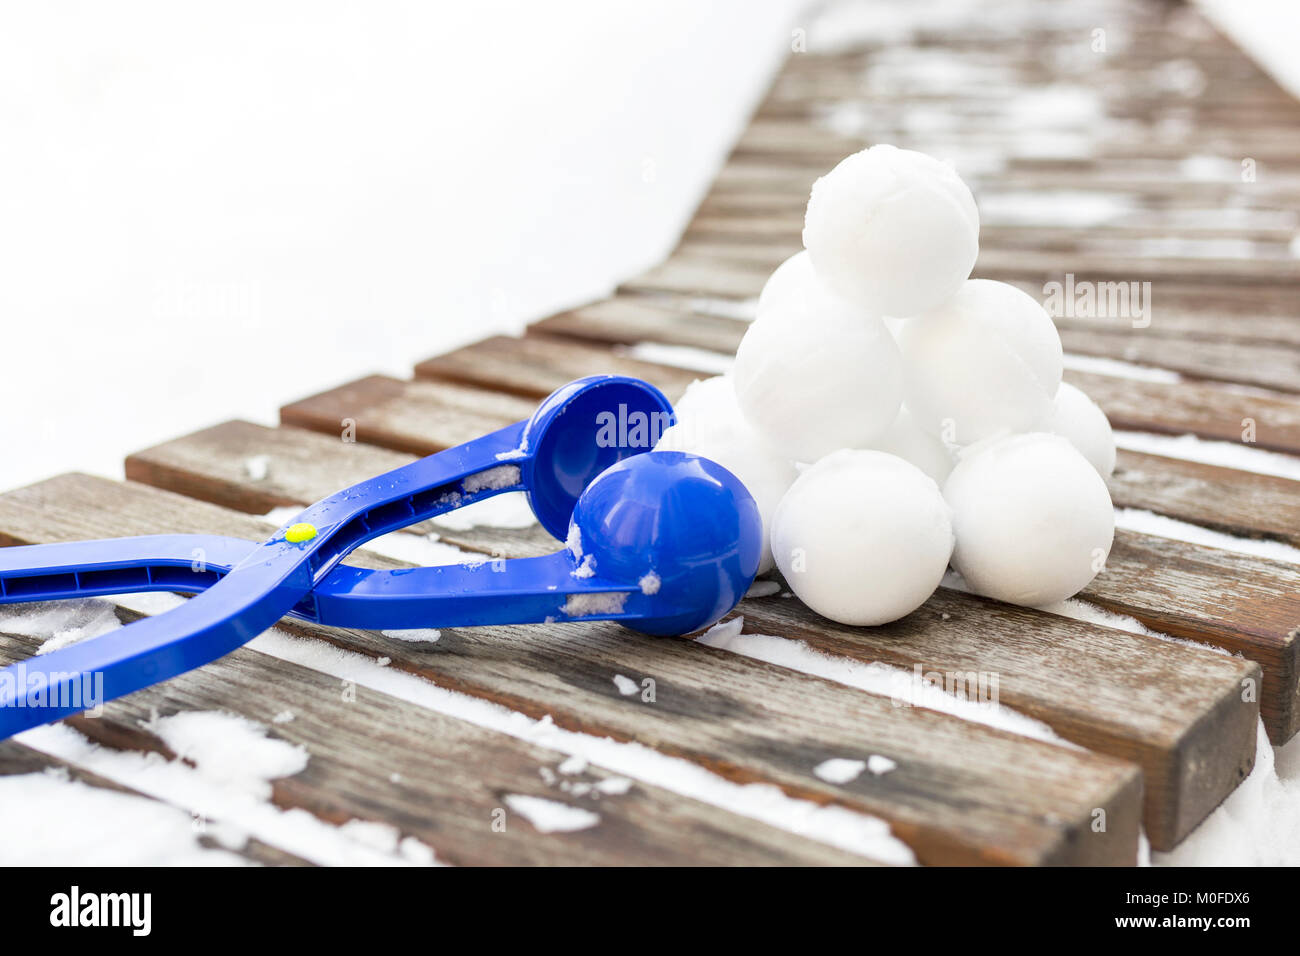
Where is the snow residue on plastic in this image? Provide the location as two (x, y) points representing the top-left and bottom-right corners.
(571, 554), (597, 579)
(565, 524), (583, 560)
(1115, 430), (1300, 482)
(504, 794), (601, 833)
(1115, 507), (1300, 565)
(638, 571), (661, 595)
(813, 758), (866, 784)
(0, 770), (249, 866)
(561, 591), (626, 617)
(696, 616), (1065, 745)
(462, 464), (521, 495)
(0, 599), (123, 655)
(247, 627), (915, 864)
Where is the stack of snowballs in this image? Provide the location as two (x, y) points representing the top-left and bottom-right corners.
(656, 144), (1116, 626)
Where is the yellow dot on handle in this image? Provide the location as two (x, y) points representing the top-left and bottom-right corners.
(285, 522), (317, 544)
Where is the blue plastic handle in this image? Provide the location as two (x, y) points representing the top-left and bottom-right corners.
(0, 376), (762, 740)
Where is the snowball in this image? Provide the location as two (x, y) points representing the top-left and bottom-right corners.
(865, 406), (954, 486)
(1047, 381), (1116, 477)
(656, 376), (797, 575)
(757, 250), (816, 314)
(944, 433), (1114, 607)
(733, 295), (903, 461)
(803, 145), (979, 317)
(771, 450), (953, 626)
(897, 279), (1063, 444)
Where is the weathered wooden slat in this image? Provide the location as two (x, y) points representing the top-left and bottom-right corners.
(1110, 449), (1300, 548)
(0, 480), (890, 867)
(1065, 370), (1300, 456)
(1083, 531), (1300, 742)
(413, 333), (699, 402)
(1057, 328), (1300, 394)
(279, 376), (535, 456)
(534, 297), (750, 353)
(4, 473), (1144, 865)
(122, 419), (1263, 847)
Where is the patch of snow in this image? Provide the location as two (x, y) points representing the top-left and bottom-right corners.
(142, 710), (308, 801)
(244, 455), (271, 482)
(697, 616), (1065, 744)
(638, 571), (661, 595)
(595, 776), (633, 795)
(558, 755), (588, 775)
(745, 579), (781, 599)
(1062, 353), (1183, 383)
(813, 758), (866, 784)
(1115, 507), (1300, 565)
(612, 674), (639, 696)
(0, 770), (249, 866)
(0, 600), (123, 655)
(1115, 431), (1300, 482)
(867, 755), (897, 776)
(625, 341), (736, 375)
(504, 794), (600, 833)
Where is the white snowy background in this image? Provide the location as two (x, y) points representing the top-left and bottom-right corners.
(1, 0), (1299, 866)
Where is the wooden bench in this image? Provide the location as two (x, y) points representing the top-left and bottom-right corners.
(3, 0), (1297, 865)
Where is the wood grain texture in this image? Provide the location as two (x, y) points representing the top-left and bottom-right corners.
(0, 474), (1144, 865)
(1110, 449), (1300, 549)
(121, 420), (1262, 848)
(414, 333), (699, 402)
(280, 375), (535, 456)
(534, 296), (751, 354)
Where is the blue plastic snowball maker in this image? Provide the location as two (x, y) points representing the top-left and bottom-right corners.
(0, 376), (762, 740)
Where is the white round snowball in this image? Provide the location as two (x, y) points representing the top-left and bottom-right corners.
(1048, 382), (1116, 478)
(656, 376), (797, 575)
(772, 450), (954, 626)
(867, 406), (954, 487)
(757, 250), (816, 315)
(734, 293), (903, 462)
(944, 433), (1114, 607)
(897, 279), (1063, 445)
(803, 145), (979, 317)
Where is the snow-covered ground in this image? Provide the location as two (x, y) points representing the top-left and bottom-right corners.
(0, 0), (796, 491)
